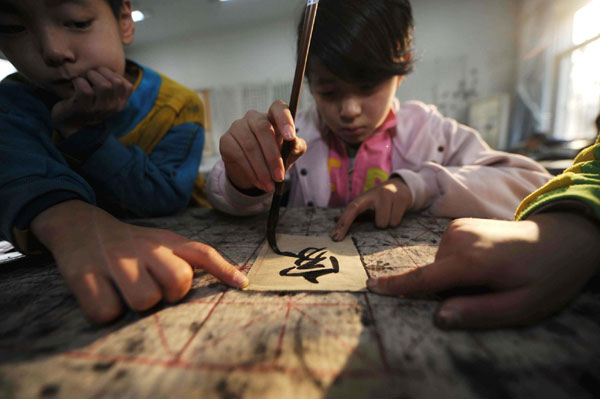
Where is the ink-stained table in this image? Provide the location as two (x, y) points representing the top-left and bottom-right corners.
(1, 207), (599, 399)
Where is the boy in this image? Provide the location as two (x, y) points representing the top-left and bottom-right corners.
(368, 127), (600, 329)
(0, 0), (248, 323)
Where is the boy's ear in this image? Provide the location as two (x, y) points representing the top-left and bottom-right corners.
(119, 0), (135, 45)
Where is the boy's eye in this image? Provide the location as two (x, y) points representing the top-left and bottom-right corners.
(65, 19), (92, 29)
(0, 24), (25, 34)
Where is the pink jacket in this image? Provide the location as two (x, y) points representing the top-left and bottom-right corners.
(207, 100), (552, 219)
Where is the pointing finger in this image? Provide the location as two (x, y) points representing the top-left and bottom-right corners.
(173, 242), (249, 289)
(331, 196), (373, 241)
(366, 255), (489, 297)
(434, 288), (540, 330)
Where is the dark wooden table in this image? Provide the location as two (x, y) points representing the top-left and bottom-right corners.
(1, 207), (599, 399)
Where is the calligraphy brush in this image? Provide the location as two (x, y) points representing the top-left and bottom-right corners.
(266, 0), (319, 254)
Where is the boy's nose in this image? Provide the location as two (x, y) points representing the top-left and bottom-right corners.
(39, 30), (75, 66)
(339, 97), (361, 120)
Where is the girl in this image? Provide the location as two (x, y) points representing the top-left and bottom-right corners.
(207, 0), (551, 241)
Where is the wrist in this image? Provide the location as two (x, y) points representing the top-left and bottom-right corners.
(389, 175), (413, 207)
(30, 200), (95, 254)
(227, 175), (266, 196)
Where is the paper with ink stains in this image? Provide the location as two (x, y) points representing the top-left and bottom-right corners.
(246, 234), (368, 291)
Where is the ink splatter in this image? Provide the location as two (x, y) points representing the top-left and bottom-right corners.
(93, 361), (116, 372)
(189, 321), (203, 333)
(39, 384), (60, 398)
(114, 369), (128, 380)
(124, 337), (144, 355)
(216, 379), (240, 399)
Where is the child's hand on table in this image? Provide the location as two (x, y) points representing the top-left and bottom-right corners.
(367, 213), (600, 329)
(52, 67), (133, 137)
(220, 100), (306, 193)
(331, 177), (412, 241)
(31, 200), (248, 324)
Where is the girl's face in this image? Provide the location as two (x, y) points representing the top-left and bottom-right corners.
(308, 60), (402, 145)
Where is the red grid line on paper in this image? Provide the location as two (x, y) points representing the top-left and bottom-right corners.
(45, 292), (393, 379)
(61, 350), (388, 379)
(188, 305), (289, 356)
(173, 291), (225, 362)
(388, 231), (424, 268)
(292, 306), (382, 369)
(273, 302), (292, 365)
(364, 292), (390, 372)
(362, 227), (431, 270)
(238, 240), (266, 274)
(153, 313), (174, 359)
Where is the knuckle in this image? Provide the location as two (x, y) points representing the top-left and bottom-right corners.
(230, 119), (245, 133)
(165, 267), (193, 302)
(197, 244), (220, 261)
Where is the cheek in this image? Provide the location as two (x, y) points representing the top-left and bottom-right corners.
(315, 99), (338, 121)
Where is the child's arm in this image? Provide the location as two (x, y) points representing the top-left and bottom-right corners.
(391, 102), (551, 220)
(31, 200), (248, 323)
(206, 100), (307, 215)
(367, 213), (600, 329)
(50, 67), (206, 216)
(368, 137), (600, 329)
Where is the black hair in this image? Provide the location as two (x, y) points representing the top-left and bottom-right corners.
(596, 112), (600, 134)
(298, 0), (415, 87)
(105, 0), (123, 19)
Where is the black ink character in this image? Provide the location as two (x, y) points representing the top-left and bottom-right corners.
(279, 247), (339, 284)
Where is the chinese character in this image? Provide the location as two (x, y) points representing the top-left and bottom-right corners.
(279, 247), (339, 284)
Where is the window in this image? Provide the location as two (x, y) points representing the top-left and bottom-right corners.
(553, 0), (600, 140)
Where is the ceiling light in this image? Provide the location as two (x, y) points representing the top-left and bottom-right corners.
(132, 10), (145, 22)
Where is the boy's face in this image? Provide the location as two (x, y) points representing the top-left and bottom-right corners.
(308, 59), (402, 146)
(0, 0), (134, 99)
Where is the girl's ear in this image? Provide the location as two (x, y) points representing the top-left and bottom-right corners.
(396, 75), (405, 89)
(119, 0), (135, 45)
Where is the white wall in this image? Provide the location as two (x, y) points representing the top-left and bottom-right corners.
(129, 0), (517, 123)
(399, 0), (518, 122)
(127, 17), (298, 89)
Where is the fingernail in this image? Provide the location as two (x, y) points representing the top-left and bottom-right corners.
(331, 230), (339, 241)
(435, 308), (461, 329)
(276, 169), (285, 182)
(234, 272), (249, 289)
(283, 124), (295, 140)
(367, 278), (378, 290)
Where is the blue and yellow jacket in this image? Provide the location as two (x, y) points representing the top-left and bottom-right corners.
(0, 61), (208, 251)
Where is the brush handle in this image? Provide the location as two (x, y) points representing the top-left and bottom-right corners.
(267, 0), (319, 252)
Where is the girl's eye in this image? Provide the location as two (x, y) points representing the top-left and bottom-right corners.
(317, 91), (336, 99)
(0, 25), (25, 34)
(358, 85), (377, 94)
(65, 20), (92, 29)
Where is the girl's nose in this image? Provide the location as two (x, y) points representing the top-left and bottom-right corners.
(340, 97), (361, 120)
(39, 29), (75, 67)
